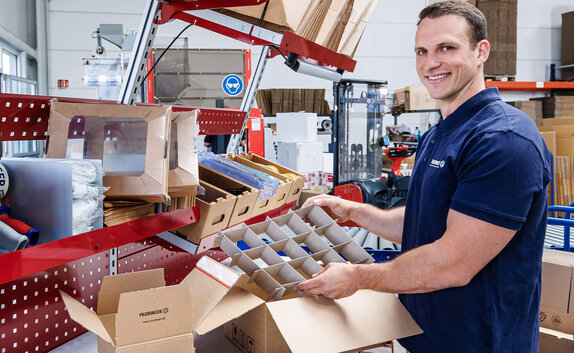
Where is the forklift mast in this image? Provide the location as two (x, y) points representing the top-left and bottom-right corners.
(332, 79), (388, 186)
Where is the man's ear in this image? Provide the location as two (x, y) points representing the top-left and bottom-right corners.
(477, 39), (490, 64)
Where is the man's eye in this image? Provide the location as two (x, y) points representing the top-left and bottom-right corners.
(440, 46), (453, 52)
(416, 49), (427, 55)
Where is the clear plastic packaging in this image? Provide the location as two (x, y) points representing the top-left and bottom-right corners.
(198, 151), (279, 200)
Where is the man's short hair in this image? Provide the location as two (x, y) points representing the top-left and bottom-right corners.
(418, 1), (488, 47)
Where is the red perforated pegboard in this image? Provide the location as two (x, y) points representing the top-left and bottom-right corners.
(0, 251), (108, 353)
(117, 236), (228, 285)
(0, 95), (51, 141)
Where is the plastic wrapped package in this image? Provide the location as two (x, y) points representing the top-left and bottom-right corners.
(198, 151), (279, 200)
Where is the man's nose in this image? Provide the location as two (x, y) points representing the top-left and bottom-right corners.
(423, 52), (441, 71)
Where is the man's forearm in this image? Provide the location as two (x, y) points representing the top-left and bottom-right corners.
(353, 241), (467, 294)
(349, 204), (405, 244)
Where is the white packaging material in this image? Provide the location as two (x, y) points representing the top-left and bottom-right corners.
(322, 153), (334, 173)
(276, 112), (317, 143)
(72, 199), (100, 235)
(277, 141), (323, 173)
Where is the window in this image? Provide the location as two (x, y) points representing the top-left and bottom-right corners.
(2, 50), (18, 76)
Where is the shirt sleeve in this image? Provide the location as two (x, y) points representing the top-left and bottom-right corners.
(450, 131), (548, 230)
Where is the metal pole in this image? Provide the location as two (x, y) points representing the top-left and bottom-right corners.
(227, 46), (269, 154)
(118, 0), (161, 105)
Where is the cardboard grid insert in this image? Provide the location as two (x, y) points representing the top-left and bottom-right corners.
(215, 205), (374, 300)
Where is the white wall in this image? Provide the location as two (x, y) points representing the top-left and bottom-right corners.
(45, 0), (574, 107)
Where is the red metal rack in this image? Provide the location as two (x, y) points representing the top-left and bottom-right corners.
(0, 91), (297, 352)
(485, 81), (574, 92)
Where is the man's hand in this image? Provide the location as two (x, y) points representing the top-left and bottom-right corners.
(302, 194), (358, 223)
(294, 263), (359, 299)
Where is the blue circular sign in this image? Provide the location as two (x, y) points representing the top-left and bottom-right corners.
(222, 74), (244, 96)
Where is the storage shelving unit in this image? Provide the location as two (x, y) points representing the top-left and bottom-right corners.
(0, 0), (360, 351)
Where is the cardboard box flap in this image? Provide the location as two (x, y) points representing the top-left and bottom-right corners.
(97, 268), (166, 315)
(180, 256), (241, 330)
(266, 290), (422, 353)
(60, 290), (114, 344)
(196, 286), (265, 335)
(540, 327), (574, 353)
(115, 285), (194, 347)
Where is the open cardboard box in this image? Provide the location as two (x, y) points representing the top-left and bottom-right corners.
(198, 164), (258, 226)
(193, 204), (422, 352)
(225, 154), (292, 212)
(237, 152), (304, 205)
(46, 102), (171, 203)
(60, 256), (240, 353)
(168, 110), (200, 199)
(176, 180), (237, 244)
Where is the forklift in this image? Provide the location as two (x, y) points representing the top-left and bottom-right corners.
(330, 79), (416, 211)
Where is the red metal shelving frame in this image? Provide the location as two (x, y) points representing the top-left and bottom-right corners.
(485, 81), (574, 92)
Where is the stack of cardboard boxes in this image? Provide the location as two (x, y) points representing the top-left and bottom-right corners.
(476, 0), (517, 77)
(275, 112), (333, 193)
(218, 0), (380, 58)
(256, 89), (331, 116)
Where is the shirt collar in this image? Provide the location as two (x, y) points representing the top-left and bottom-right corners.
(435, 87), (501, 135)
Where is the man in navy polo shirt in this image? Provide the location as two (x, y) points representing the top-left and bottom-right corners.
(294, 1), (551, 352)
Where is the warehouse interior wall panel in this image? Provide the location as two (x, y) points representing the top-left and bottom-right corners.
(0, 0), (36, 49)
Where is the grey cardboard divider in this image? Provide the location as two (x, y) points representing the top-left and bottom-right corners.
(214, 204), (375, 300)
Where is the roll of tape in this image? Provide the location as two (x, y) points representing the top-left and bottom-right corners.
(0, 162), (10, 198)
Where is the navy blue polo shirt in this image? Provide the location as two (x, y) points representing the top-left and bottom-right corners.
(398, 88), (551, 353)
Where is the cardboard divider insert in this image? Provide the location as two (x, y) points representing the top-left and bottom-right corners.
(237, 152), (305, 204)
(198, 164), (258, 225)
(225, 154), (291, 212)
(216, 205), (374, 300)
(268, 238), (309, 260)
(292, 231), (331, 253)
(271, 212), (314, 236)
(248, 219), (290, 242)
(175, 180), (236, 244)
(168, 110), (200, 199)
(293, 205), (335, 227)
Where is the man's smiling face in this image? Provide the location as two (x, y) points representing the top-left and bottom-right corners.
(415, 14), (488, 114)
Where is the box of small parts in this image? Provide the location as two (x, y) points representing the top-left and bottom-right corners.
(195, 204), (422, 353)
(60, 256), (239, 353)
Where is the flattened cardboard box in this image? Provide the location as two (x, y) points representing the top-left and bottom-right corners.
(46, 102), (171, 203)
(60, 256), (239, 353)
(168, 110), (200, 198)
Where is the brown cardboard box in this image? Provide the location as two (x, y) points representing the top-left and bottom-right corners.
(237, 152), (305, 205)
(395, 85), (439, 111)
(60, 257), (240, 353)
(562, 11), (574, 80)
(168, 110), (199, 198)
(46, 102), (171, 203)
(225, 154), (292, 214)
(540, 327), (574, 353)
(197, 284), (421, 353)
(477, 0), (517, 76)
(176, 180), (237, 244)
(541, 249), (574, 333)
(198, 164), (258, 226)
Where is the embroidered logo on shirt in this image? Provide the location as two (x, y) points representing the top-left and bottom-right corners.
(430, 159), (445, 168)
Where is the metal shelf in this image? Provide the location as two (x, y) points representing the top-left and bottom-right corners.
(485, 81), (574, 92)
